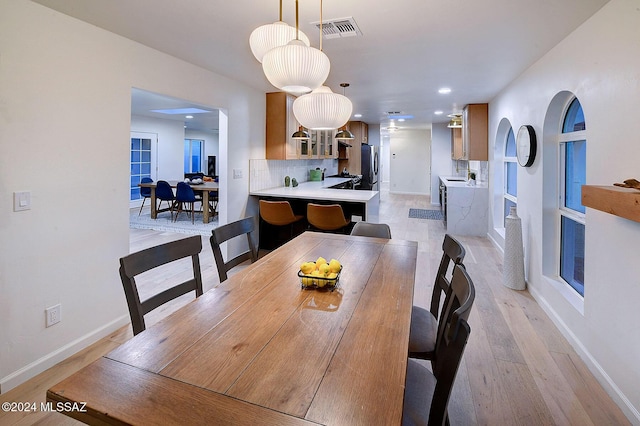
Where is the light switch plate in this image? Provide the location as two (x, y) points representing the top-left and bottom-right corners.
(233, 169), (243, 179)
(13, 191), (31, 211)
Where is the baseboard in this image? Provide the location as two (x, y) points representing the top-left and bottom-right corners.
(527, 285), (640, 423)
(0, 315), (130, 394)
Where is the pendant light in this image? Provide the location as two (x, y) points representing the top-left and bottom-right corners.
(447, 113), (462, 128)
(249, 0), (310, 63)
(334, 83), (355, 140)
(262, 0), (330, 94)
(291, 1), (352, 130)
(291, 125), (310, 140)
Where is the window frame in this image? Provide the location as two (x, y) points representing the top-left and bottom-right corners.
(556, 100), (586, 297)
(184, 138), (205, 174)
(503, 127), (517, 226)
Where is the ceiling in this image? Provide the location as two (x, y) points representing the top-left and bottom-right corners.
(34, 0), (609, 133)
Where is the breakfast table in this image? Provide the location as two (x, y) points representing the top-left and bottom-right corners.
(47, 231), (417, 425)
(140, 180), (219, 223)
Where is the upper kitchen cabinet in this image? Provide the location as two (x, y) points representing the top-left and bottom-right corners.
(342, 121), (368, 174)
(266, 92), (300, 160)
(452, 103), (488, 161)
(463, 104), (488, 160)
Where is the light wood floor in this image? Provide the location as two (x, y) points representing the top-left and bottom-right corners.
(0, 189), (631, 425)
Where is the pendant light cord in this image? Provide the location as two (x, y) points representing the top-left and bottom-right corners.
(279, 0), (282, 21)
(295, 0), (300, 41)
(320, 0), (323, 51)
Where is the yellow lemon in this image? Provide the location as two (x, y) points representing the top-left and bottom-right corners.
(327, 272), (338, 279)
(300, 262), (315, 274)
(328, 259), (342, 273)
(319, 263), (330, 276)
(316, 257), (328, 268)
(301, 276), (313, 287)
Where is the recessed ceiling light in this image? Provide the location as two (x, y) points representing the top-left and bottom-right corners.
(354, 113), (362, 118)
(438, 87), (451, 94)
(185, 115), (194, 119)
(434, 110), (443, 115)
(398, 118), (405, 122)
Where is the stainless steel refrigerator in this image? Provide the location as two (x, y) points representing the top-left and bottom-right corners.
(360, 144), (379, 190)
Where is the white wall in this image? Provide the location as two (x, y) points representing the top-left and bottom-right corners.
(430, 123), (452, 205)
(0, 0), (264, 392)
(388, 129), (431, 195)
(488, 0), (640, 420)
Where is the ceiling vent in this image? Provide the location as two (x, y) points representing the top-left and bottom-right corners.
(312, 17), (362, 39)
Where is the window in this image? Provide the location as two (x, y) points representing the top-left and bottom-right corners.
(130, 137), (152, 201)
(504, 127), (517, 225)
(184, 139), (204, 174)
(558, 98), (586, 296)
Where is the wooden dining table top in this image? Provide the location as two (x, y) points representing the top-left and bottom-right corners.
(47, 232), (418, 425)
(139, 179), (219, 191)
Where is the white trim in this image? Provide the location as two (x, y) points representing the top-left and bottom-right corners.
(530, 281), (640, 423)
(0, 315), (130, 394)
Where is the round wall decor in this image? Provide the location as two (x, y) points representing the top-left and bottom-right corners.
(516, 125), (537, 167)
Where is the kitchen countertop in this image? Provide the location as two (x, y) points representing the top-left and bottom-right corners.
(250, 178), (379, 202)
(440, 176), (488, 188)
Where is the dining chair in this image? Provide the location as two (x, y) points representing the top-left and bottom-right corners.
(174, 182), (198, 224)
(408, 234), (466, 360)
(208, 189), (219, 217)
(155, 180), (176, 220)
(402, 317), (472, 426)
(349, 221), (392, 239)
(259, 200), (305, 248)
(209, 216), (258, 282)
(306, 203), (351, 234)
(118, 235), (203, 336)
(138, 177), (153, 216)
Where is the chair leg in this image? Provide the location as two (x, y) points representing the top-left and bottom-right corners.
(138, 197), (147, 216)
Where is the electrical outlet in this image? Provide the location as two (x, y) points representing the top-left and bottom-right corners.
(45, 304), (61, 327)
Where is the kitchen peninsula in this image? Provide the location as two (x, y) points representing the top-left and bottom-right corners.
(250, 177), (380, 222)
(440, 176), (488, 236)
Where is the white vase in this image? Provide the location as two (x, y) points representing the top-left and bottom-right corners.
(504, 206), (526, 290)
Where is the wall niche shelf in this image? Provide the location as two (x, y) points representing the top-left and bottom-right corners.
(581, 185), (640, 223)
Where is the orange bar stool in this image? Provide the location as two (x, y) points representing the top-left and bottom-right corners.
(259, 200), (305, 248)
(306, 203), (352, 234)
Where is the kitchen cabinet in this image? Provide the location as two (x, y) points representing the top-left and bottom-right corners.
(452, 103), (488, 161)
(307, 130), (336, 159)
(341, 121), (368, 174)
(266, 92), (300, 160)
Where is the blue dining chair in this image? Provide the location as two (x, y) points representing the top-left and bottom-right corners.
(174, 182), (198, 223)
(155, 180), (176, 220)
(138, 177), (153, 216)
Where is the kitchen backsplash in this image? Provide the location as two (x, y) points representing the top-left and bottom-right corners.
(249, 159), (339, 192)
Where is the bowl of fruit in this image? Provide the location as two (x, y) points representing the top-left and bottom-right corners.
(298, 257), (342, 291)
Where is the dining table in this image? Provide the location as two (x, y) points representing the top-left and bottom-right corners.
(47, 231), (418, 425)
(140, 180), (219, 223)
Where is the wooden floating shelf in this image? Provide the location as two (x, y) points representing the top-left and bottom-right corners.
(581, 185), (640, 223)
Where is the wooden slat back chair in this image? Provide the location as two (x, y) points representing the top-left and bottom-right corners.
(403, 318), (472, 426)
(350, 221), (392, 239)
(119, 235), (203, 336)
(403, 264), (475, 425)
(210, 216), (258, 282)
(409, 234), (466, 360)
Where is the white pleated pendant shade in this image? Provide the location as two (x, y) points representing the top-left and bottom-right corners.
(249, 21), (310, 63)
(262, 39), (330, 95)
(293, 86), (353, 130)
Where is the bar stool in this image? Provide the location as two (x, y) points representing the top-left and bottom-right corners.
(259, 200), (305, 249)
(306, 203), (351, 234)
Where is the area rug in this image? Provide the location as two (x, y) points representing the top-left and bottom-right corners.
(130, 210), (219, 236)
(408, 208), (444, 220)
